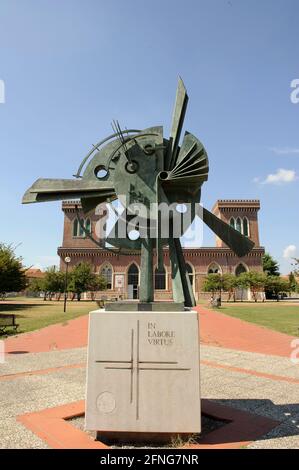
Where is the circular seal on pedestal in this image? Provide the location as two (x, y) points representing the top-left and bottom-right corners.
(96, 392), (116, 414)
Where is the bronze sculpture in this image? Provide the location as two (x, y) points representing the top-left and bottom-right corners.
(23, 78), (254, 307)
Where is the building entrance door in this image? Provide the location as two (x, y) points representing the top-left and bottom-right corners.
(127, 264), (139, 300)
(128, 284), (138, 299)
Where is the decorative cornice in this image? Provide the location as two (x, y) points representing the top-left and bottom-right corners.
(212, 199), (260, 213)
(57, 246), (265, 258)
(216, 199), (260, 203)
(62, 199), (261, 214)
(62, 200), (82, 212)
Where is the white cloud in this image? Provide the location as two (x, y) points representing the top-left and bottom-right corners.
(262, 168), (297, 184)
(269, 147), (299, 155)
(283, 245), (297, 259)
(252, 176), (260, 183)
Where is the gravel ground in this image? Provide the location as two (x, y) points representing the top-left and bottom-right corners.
(69, 414), (225, 449)
(0, 344), (298, 449)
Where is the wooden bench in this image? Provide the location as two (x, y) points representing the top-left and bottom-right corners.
(0, 314), (19, 334)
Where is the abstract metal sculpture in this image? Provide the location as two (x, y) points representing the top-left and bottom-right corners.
(23, 78), (254, 307)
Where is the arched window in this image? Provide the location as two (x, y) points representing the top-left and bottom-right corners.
(73, 218), (91, 238)
(235, 263), (247, 276)
(230, 217), (235, 229)
(100, 264), (112, 289)
(128, 264), (139, 285)
(85, 218), (91, 234)
(79, 218), (85, 237)
(186, 263), (194, 286)
(236, 217), (242, 233)
(243, 217), (249, 237)
(73, 219), (78, 237)
(208, 262), (221, 274)
(155, 266), (166, 290)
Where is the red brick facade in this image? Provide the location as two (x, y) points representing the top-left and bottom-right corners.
(57, 200), (265, 301)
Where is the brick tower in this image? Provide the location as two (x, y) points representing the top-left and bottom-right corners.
(212, 200), (261, 248)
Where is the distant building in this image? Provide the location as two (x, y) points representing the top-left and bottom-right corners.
(57, 200), (265, 301)
(25, 268), (45, 282)
(22, 268), (45, 297)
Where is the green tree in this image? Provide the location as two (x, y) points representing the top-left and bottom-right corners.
(28, 278), (45, 297)
(68, 262), (107, 300)
(203, 273), (235, 304)
(43, 266), (65, 300)
(265, 276), (291, 301)
(262, 253), (280, 277)
(202, 274), (222, 298)
(203, 273), (246, 303)
(221, 273), (238, 302)
(234, 273), (250, 302)
(238, 271), (267, 302)
(0, 243), (27, 299)
(88, 275), (107, 301)
(293, 258), (299, 276)
(289, 272), (297, 293)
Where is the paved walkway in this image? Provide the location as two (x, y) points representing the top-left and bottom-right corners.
(4, 315), (89, 354)
(4, 305), (297, 357)
(0, 345), (298, 449)
(196, 306), (297, 357)
(1, 304), (298, 448)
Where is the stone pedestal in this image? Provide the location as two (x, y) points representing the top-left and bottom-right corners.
(85, 310), (201, 435)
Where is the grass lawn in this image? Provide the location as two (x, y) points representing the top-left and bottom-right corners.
(209, 301), (299, 337)
(0, 297), (97, 337)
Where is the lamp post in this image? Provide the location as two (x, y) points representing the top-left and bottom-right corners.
(63, 256), (71, 313)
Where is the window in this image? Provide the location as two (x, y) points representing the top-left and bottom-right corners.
(128, 264), (139, 285)
(236, 217), (242, 233)
(73, 218), (92, 238)
(73, 219), (78, 237)
(230, 217), (235, 229)
(243, 217), (249, 237)
(155, 266), (166, 290)
(186, 263), (194, 286)
(79, 218), (85, 237)
(100, 264), (112, 289)
(208, 263), (221, 274)
(235, 264), (247, 276)
(85, 218), (91, 234)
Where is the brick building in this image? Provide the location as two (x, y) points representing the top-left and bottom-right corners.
(57, 199), (264, 301)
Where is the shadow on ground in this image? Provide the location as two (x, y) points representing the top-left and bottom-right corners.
(0, 302), (53, 312)
(207, 398), (299, 445)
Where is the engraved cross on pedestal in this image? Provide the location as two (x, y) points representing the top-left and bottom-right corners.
(95, 319), (190, 420)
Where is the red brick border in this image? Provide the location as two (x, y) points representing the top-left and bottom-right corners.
(201, 360), (299, 385)
(17, 399), (279, 449)
(0, 363), (85, 382)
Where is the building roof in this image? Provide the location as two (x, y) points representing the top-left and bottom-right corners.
(25, 268), (45, 279)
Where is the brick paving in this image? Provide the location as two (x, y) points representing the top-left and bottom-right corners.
(1, 306), (298, 449)
(0, 344), (298, 448)
(4, 305), (297, 357)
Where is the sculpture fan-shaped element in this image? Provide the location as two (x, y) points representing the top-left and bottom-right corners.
(169, 137), (208, 182)
(22, 78), (254, 307)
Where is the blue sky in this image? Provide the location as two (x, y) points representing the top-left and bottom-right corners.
(0, 0), (298, 274)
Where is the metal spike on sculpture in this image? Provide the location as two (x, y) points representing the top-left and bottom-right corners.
(23, 78), (254, 308)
